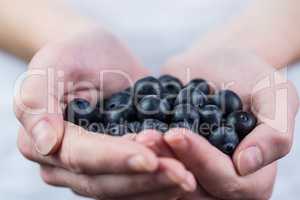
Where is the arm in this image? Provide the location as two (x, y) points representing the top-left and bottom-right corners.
(7, 0), (197, 199)
(184, 0), (300, 68)
(156, 0), (300, 199)
(0, 0), (93, 61)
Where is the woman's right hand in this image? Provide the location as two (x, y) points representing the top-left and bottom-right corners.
(14, 26), (196, 199)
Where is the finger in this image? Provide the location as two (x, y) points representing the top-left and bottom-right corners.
(122, 133), (138, 141)
(40, 163), (189, 199)
(136, 130), (175, 157)
(14, 68), (64, 155)
(111, 187), (185, 200)
(159, 158), (197, 192)
(233, 124), (293, 176)
(164, 129), (276, 199)
(181, 187), (217, 200)
(164, 129), (237, 193)
(233, 81), (299, 176)
(18, 123), (159, 174)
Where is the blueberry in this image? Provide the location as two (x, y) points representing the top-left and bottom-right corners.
(127, 121), (142, 133)
(162, 95), (176, 109)
(174, 88), (190, 105)
(159, 75), (183, 96)
(106, 123), (128, 136)
(104, 91), (132, 110)
(208, 126), (239, 155)
(199, 105), (223, 137)
(87, 122), (106, 133)
(212, 90), (243, 115)
(226, 111), (257, 139)
(64, 98), (101, 126)
(141, 119), (169, 133)
(103, 92), (136, 124)
(137, 95), (172, 122)
(170, 121), (198, 133)
(175, 88), (207, 108)
(160, 97), (173, 122)
(134, 76), (163, 101)
(191, 90), (208, 108)
(186, 78), (210, 95)
(172, 104), (201, 125)
(206, 95), (217, 105)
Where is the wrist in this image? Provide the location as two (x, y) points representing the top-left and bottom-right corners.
(0, 0), (101, 61)
(174, 0), (300, 69)
(29, 17), (98, 58)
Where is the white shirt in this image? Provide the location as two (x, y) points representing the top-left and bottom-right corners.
(0, 1), (299, 199)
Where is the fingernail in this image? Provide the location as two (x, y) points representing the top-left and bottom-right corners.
(32, 120), (57, 155)
(127, 154), (157, 172)
(237, 146), (263, 176)
(164, 132), (188, 148)
(181, 172), (197, 192)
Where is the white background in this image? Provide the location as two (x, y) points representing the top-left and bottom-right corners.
(0, 0), (299, 199)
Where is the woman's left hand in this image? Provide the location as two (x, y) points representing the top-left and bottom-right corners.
(137, 49), (299, 200)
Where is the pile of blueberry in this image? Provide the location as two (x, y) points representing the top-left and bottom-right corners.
(64, 75), (257, 156)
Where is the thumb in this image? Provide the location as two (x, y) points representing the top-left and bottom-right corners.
(14, 68), (64, 155)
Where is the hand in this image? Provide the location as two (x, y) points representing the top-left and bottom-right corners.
(141, 49), (299, 200)
(15, 27), (197, 199)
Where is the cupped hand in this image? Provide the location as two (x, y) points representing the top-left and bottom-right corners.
(139, 49), (299, 200)
(14, 27), (197, 199)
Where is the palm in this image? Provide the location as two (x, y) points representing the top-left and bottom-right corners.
(17, 28), (200, 200)
(27, 28), (149, 109)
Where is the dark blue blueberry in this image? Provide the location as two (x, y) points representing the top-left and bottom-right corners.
(170, 121), (198, 133)
(87, 122), (106, 133)
(172, 104), (201, 125)
(212, 90), (243, 116)
(141, 119), (169, 133)
(137, 95), (172, 122)
(103, 92), (136, 124)
(162, 95), (177, 108)
(134, 76), (163, 101)
(226, 111), (257, 139)
(127, 121), (142, 133)
(106, 123), (128, 136)
(186, 78), (210, 95)
(175, 88), (207, 108)
(64, 98), (101, 126)
(199, 105), (223, 137)
(159, 75), (183, 96)
(208, 126), (239, 155)
(191, 90), (208, 108)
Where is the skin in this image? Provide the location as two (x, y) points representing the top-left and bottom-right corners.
(137, 0), (300, 197)
(0, 0), (300, 199)
(15, 27), (197, 199)
(161, 49), (299, 200)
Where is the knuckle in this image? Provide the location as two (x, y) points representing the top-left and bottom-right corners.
(81, 177), (106, 200)
(15, 91), (38, 114)
(13, 102), (23, 121)
(59, 130), (86, 174)
(61, 145), (83, 173)
(17, 133), (34, 161)
(81, 177), (96, 196)
(40, 168), (54, 185)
